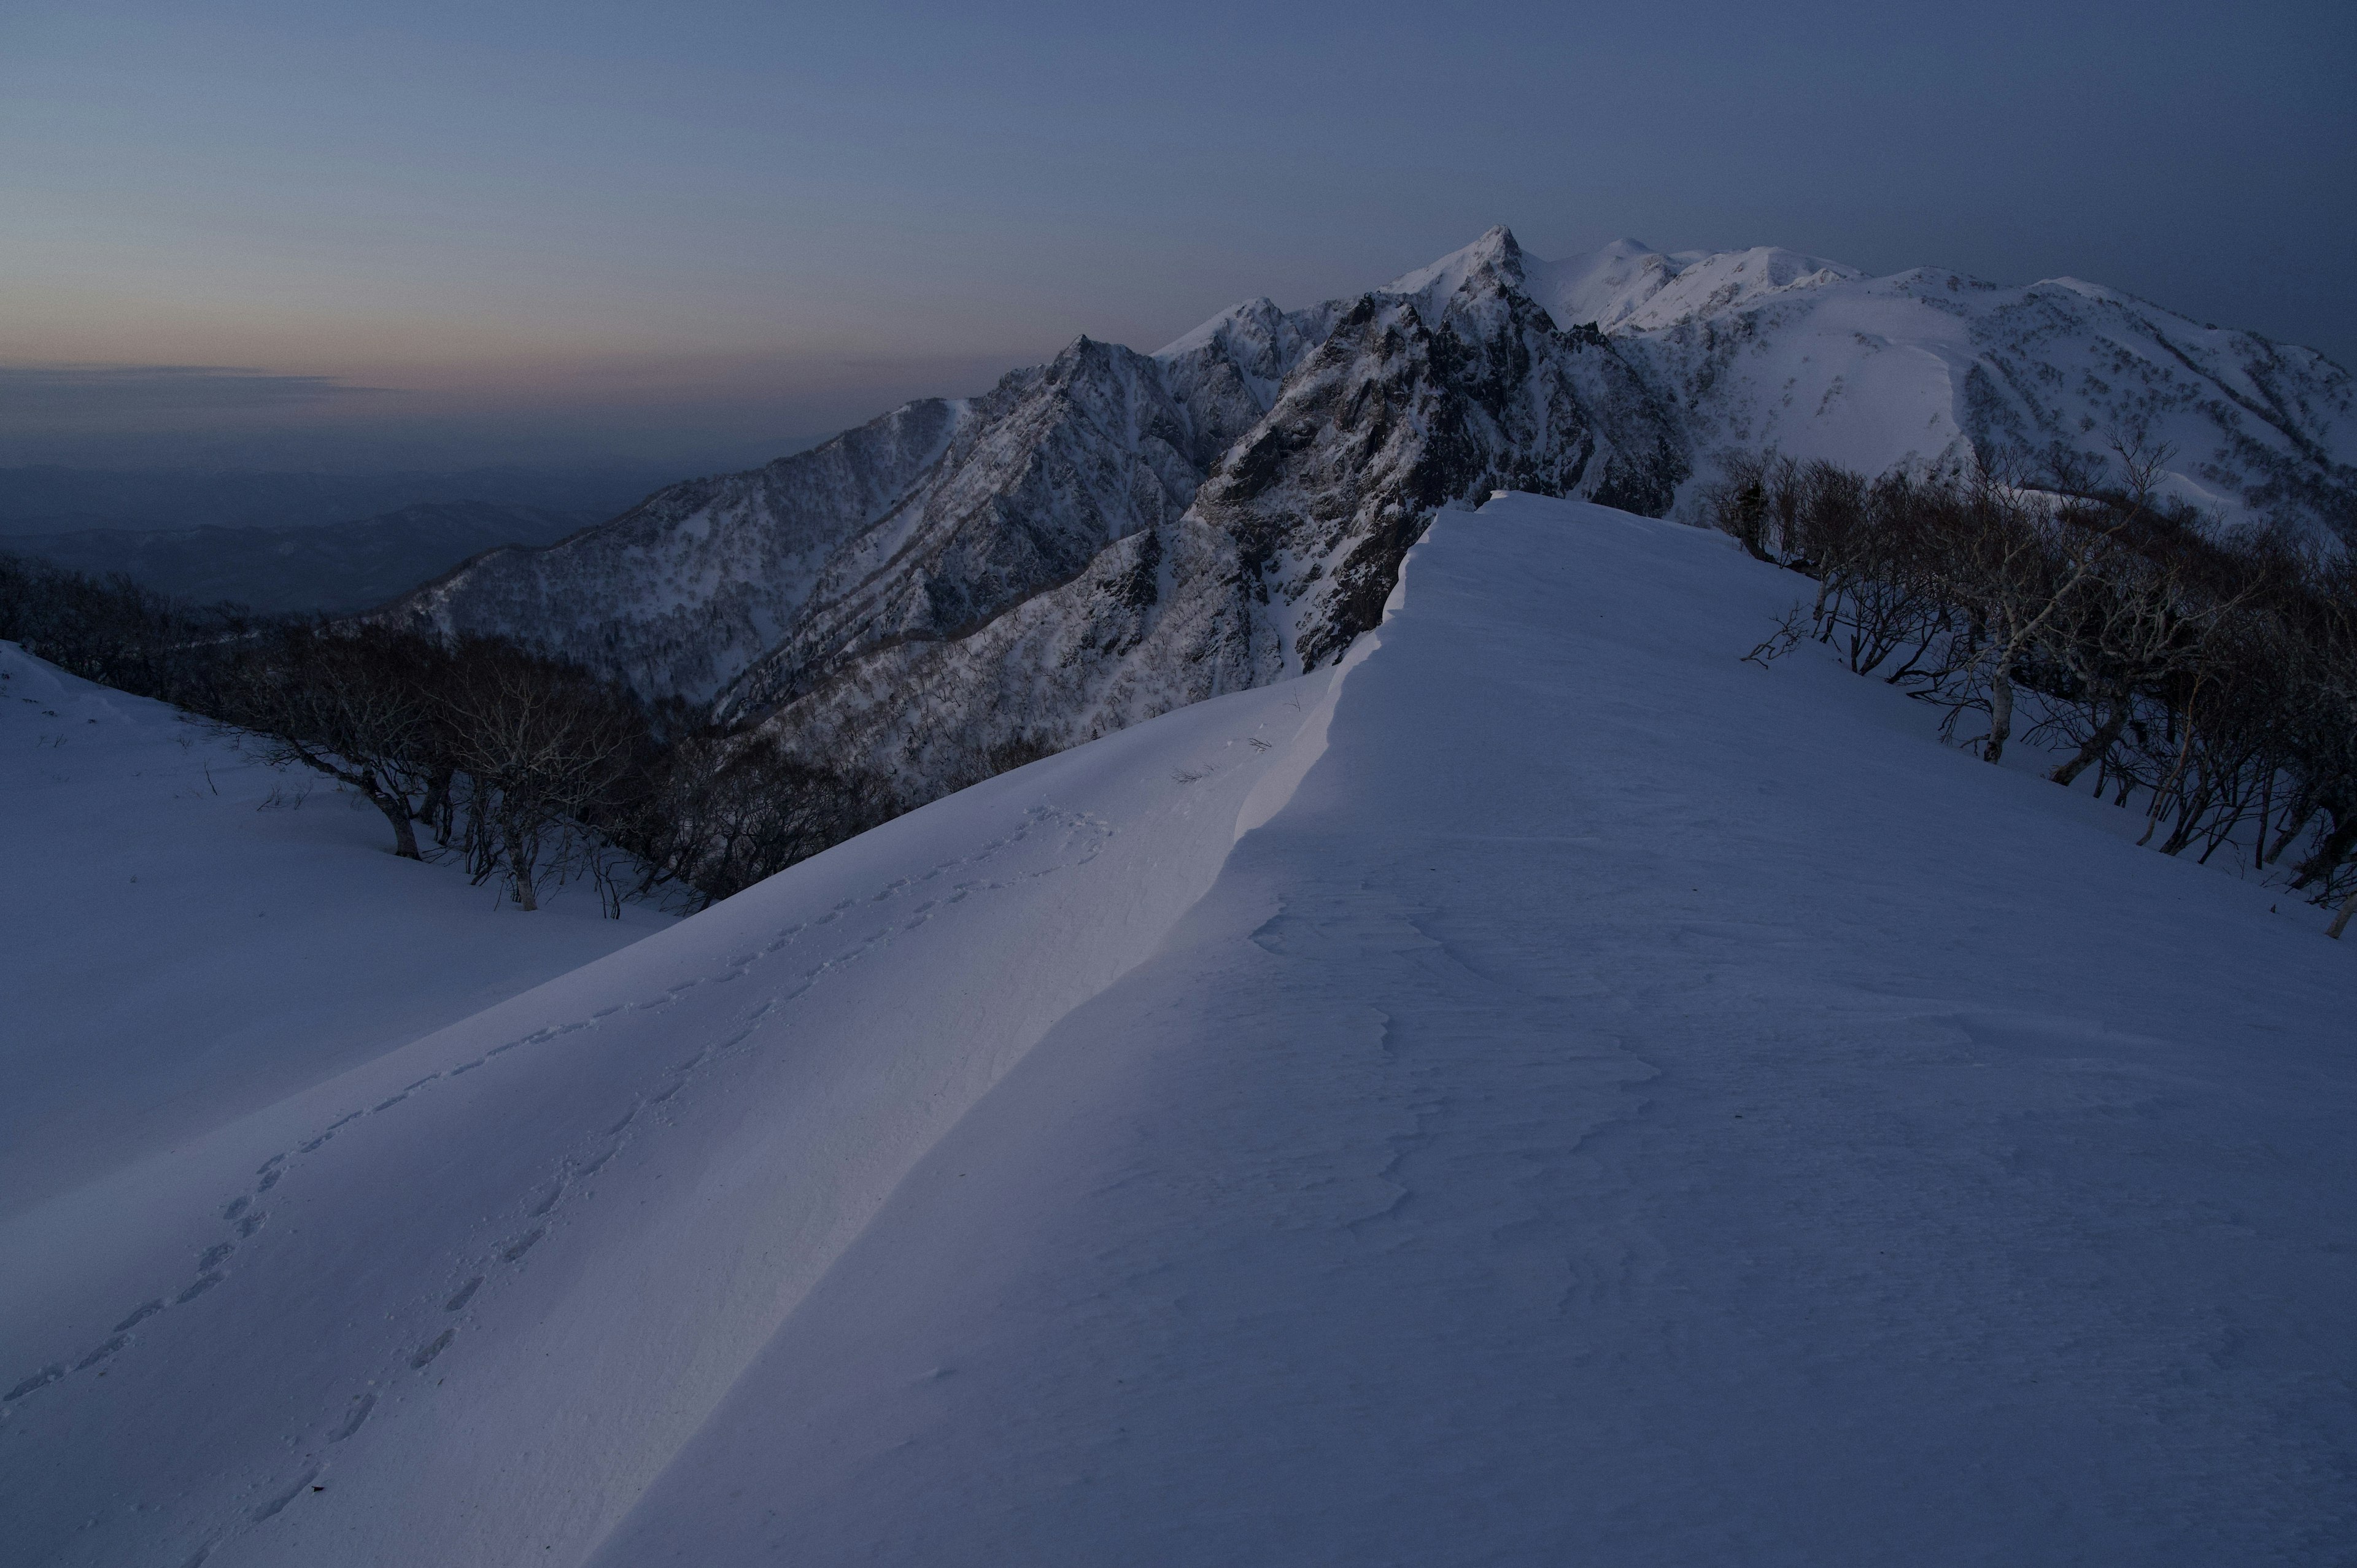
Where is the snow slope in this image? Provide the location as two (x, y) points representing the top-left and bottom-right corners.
(385, 228), (2352, 836)
(0, 643), (668, 1220)
(1512, 236), (1860, 336)
(1511, 236), (2356, 523)
(5, 499), (2353, 1565)
(0, 662), (1337, 1567)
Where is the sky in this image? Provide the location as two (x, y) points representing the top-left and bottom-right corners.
(3, 0), (2351, 475)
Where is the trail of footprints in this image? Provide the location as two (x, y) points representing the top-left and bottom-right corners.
(4, 804), (1114, 1553)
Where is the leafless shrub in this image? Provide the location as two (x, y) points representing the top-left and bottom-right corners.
(1712, 452), (2357, 935)
(1741, 604), (1809, 669)
(1, 554), (899, 917)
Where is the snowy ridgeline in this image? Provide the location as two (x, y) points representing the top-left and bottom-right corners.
(382, 226), (2357, 814)
(3, 496), (2353, 1566)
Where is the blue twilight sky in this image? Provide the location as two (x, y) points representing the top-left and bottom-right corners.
(2, 0), (2351, 472)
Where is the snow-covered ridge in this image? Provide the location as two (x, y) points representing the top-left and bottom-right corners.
(0, 638), (1341, 1567)
(1407, 229), (1861, 337)
(10, 496), (2348, 1564)
(1385, 228), (2353, 525)
(381, 223), (2354, 810)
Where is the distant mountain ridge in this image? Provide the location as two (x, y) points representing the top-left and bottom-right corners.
(385, 225), (2356, 793)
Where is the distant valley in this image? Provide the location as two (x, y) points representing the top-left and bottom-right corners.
(2, 501), (596, 615)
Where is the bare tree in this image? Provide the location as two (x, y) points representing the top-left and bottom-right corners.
(437, 640), (649, 910)
(211, 626), (445, 859)
(1711, 448), (2357, 935)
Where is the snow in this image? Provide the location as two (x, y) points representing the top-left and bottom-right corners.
(1398, 232), (2354, 530)
(1151, 295), (1285, 360)
(6, 498), (2353, 1564)
(0, 643), (669, 1221)
(1523, 238), (1859, 334)
(1378, 223), (1524, 322)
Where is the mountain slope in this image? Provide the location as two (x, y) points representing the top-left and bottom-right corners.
(1531, 238), (2356, 523)
(746, 228), (1686, 785)
(387, 307), (1352, 708)
(7, 496), (2348, 1566)
(391, 400), (967, 698)
(387, 227), (1686, 732)
(0, 640), (669, 1219)
(382, 226), (2352, 801)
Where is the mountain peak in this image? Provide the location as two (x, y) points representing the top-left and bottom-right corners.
(1380, 226), (1527, 313)
(1470, 222), (1520, 255)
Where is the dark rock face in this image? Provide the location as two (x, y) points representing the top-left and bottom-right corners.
(383, 225), (1686, 798)
(741, 228), (1688, 789)
(381, 223), (2357, 805)
(714, 330), (1293, 721)
(382, 228), (1688, 795)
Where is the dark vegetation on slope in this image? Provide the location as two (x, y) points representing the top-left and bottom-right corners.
(0, 551), (895, 913)
(1711, 447), (2357, 935)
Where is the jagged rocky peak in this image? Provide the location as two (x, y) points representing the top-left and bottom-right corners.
(382, 220), (2357, 809)
(735, 229), (1692, 793)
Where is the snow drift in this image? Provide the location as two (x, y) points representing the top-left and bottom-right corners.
(4, 496), (2352, 1566)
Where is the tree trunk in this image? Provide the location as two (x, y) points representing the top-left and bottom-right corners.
(372, 792), (422, 860)
(2267, 801), (2318, 867)
(1735, 485), (1771, 562)
(1984, 671), (2014, 764)
(2291, 812), (2357, 891)
(341, 768), (420, 860)
(2051, 689), (2130, 786)
(2159, 781), (2213, 855)
(503, 811), (539, 911)
(2329, 888), (2356, 941)
(421, 765), (455, 846)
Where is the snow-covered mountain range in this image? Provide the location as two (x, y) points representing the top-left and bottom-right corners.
(387, 227), (2356, 791)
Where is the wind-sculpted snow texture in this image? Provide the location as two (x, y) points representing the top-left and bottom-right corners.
(586, 501), (2357, 1567)
(0, 666), (1336, 1568)
(9, 496), (2349, 1566)
(0, 641), (667, 1219)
